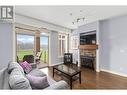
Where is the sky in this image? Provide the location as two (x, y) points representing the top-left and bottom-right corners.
(17, 34), (48, 45)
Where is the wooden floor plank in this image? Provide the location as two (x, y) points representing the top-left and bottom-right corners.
(41, 67), (127, 89)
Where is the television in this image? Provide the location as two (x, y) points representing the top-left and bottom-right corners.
(80, 31), (96, 45)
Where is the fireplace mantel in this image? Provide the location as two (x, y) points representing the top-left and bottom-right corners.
(79, 45), (98, 50)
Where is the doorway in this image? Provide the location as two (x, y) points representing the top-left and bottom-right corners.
(16, 26), (50, 68)
(36, 35), (49, 68)
(36, 32), (49, 68)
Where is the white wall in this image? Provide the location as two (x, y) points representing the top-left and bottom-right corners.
(50, 31), (60, 65)
(50, 31), (64, 65)
(100, 15), (127, 75)
(0, 22), (13, 70)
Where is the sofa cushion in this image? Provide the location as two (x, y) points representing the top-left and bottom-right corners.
(20, 61), (32, 74)
(46, 76), (56, 85)
(0, 68), (10, 89)
(28, 68), (46, 77)
(26, 74), (49, 89)
(44, 80), (68, 89)
(9, 68), (31, 89)
(8, 62), (24, 74)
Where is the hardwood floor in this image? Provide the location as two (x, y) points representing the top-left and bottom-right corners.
(41, 67), (127, 89)
(36, 61), (48, 69)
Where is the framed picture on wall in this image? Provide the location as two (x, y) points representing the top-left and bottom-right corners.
(71, 36), (79, 49)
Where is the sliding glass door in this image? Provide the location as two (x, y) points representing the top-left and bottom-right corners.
(16, 28), (49, 68)
(40, 36), (49, 64)
(17, 34), (34, 62)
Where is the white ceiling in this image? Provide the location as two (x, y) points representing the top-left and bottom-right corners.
(15, 6), (127, 29)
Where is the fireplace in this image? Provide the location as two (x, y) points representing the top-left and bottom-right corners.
(80, 50), (96, 70)
(79, 31), (97, 70)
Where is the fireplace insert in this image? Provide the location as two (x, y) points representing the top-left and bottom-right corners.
(80, 55), (95, 70)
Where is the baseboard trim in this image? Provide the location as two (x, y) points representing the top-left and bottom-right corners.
(49, 62), (63, 67)
(100, 69), (127, 78)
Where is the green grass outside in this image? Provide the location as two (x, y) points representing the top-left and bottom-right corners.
(17, 50), (48, 63)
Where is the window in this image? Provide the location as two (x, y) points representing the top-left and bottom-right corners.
(58, 34), (68, 57)
(71, 36), (78, 49)
(17, 34), (34, 61)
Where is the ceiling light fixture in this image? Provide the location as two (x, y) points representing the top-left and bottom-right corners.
(69, 10), (85, 25)
(72, 17), (85, 24)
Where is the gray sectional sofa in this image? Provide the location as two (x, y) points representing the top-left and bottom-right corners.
(0, 62), (68, 89)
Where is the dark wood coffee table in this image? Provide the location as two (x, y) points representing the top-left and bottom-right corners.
(53, 64), (81, 89)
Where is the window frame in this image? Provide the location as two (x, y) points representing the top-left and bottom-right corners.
(58, 33), (68, 57)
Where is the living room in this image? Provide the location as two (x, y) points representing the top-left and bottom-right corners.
(1, 5), (127, 91)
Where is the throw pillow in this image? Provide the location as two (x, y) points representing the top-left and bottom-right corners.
(20, 61), (32, 74)
(26, 74), (49, 89)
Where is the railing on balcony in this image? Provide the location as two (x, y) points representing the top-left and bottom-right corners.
(40, 50), (48, 63)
